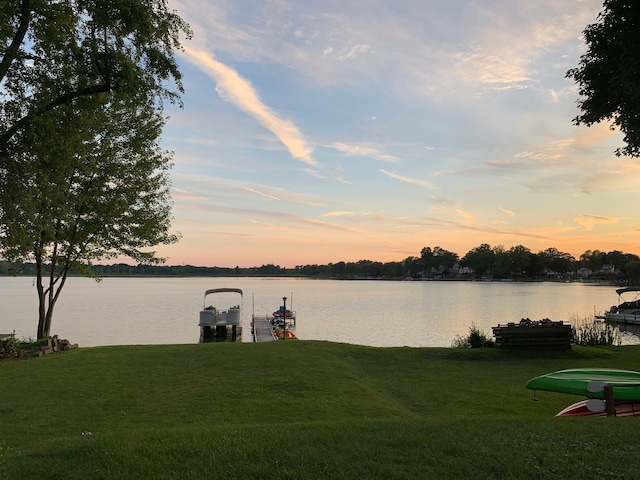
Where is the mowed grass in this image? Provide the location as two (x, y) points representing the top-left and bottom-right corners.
(2, 341), (640, 479)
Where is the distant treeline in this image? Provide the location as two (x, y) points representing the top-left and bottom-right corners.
(2, 244), (640, 281)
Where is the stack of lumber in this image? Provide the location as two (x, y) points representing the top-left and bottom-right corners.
(492, 318), (572, 350)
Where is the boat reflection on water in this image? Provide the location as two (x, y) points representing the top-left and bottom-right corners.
(7, 277), (640, 348)
(613, 322), (640, 339)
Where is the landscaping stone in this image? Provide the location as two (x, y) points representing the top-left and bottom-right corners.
(0, 334), (78, 359)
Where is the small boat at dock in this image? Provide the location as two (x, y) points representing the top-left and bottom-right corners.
(596, 287), (640, 324)
(273, 326), (297, 340)
(271, 304), (296, 328)
(271, 299), (297, 339)
(198, 288), (243, 342)
(273, 306), (296, 319)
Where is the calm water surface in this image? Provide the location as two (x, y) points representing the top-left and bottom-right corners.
(1, 276), (637, 347)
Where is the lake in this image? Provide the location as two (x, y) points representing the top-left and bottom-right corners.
(1, 276), (638, 347)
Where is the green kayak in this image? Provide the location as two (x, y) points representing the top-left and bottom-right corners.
(525, 368), (640, 400)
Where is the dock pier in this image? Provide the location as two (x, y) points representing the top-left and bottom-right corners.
(251, 315), (276, 342)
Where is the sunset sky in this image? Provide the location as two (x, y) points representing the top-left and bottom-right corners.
(156, 0), (640, 268)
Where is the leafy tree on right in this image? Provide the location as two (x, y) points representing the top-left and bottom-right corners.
(567, 0), (640, 157)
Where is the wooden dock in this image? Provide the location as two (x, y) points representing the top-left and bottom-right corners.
(251, 315), (276, 342)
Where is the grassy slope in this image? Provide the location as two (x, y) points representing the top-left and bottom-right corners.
(2, 342), (640, 479)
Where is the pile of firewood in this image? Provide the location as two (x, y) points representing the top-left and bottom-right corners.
(492, 319), (572, 350)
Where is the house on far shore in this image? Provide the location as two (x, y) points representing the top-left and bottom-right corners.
(545, 270), (562, 279)
(577, 267), (591, 278)
(450, 264), (473, 277)
(599, 264), (617, 275)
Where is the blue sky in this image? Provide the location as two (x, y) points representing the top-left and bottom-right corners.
(157, 0), (639, 267)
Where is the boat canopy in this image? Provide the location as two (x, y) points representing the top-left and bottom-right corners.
(203, 288), (243, 307)
(204, 288), (243, 297)
(616, 287), (640, 296)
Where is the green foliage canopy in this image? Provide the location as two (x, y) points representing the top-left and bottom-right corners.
(567, 0), (640, 157)
(0, 0), (190, 338)
(0, 0), (191, 157)
(1, 86), (180, 338)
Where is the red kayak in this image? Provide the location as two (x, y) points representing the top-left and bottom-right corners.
(556, 400), (640, 417)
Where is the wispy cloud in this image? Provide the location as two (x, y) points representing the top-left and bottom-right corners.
(574, 213), (618, 230)
(450, 3), (600, 91)
(321, 211), (355, 218)
(577, 159), (640, 194)
(171, 173), (330, 207)
(156, 1), (635, 266)
(429, 195), (460, 208)
(171, 187), (209, 201)
(181, 46), (317, 167)
(330, 142), (400, 163)
(244, 187), (280, 201)
(456, 209), (477, 226)
(406, 214), (551, 241)
(559, 122), (620, 151)
(379, 169), (437, 190)
(500, 206), (516, 217)
(513, 151), (564, 165)
(327, 43), (373, 61)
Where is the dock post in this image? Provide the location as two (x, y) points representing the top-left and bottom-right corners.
(282, 297), (287, 341)
(604, 384), (616, 417)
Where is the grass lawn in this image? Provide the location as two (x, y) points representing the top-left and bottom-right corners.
(2, 341), (640, 479)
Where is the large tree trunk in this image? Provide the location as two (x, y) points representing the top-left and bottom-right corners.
(34, 252), (67, 340)
(35, 256), (47, 339)
(36, 277), (61, 339)
(36, 299), (48, 339)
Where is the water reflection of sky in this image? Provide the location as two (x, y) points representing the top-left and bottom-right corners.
(2, 277), (639, 347)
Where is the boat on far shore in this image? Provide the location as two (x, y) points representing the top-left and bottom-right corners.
(596, 287), (640, 324)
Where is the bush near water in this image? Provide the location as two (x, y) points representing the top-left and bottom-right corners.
(451, 323), (494, 348)
(451, 317), (623, 349)
(571, 314), (622, 346)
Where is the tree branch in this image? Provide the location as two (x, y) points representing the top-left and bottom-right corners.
(0, 81), (116, 151)
(0, 0), (32, 83)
